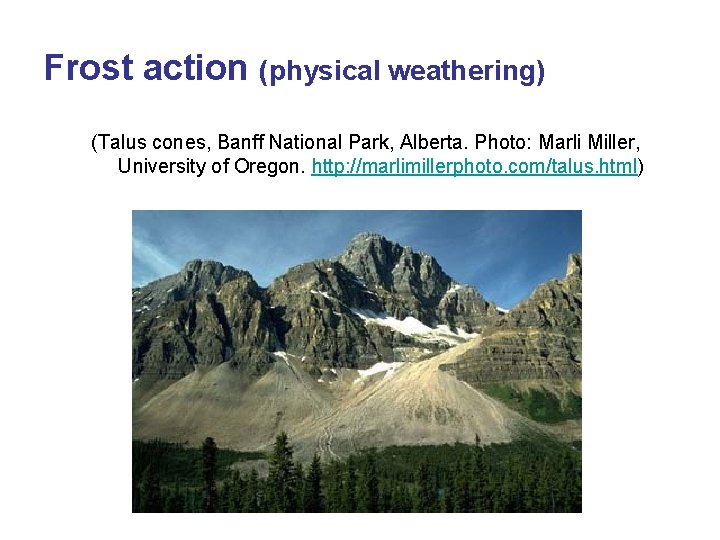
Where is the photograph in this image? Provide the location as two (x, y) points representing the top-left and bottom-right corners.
(132, 210), (582, 513)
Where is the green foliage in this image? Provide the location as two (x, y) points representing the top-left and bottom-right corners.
(341, 457), (357, 512)
(137, 464), (162, 512)
(226, 471), (243, 512)
(201, 437), (218, 512)
(452, 456), (472, 512)
(564, 391), (582, 418)
(414, 459), (437, 512)
(133, 434), (581, 513)
(267, 432), (297, 512)
(132, 439), (263, 487)
(356, 448), (379, 512)
(163, 483), (184, 513)
(323, 460), (344, 512)
(242, 469), (260, 512)
(482, 384), (582, 423)
(304, 454), (324, 512)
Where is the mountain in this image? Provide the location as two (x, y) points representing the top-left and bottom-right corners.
(132, 339), (535, 462)
(336, 232), (502, 330)
(439, 253), (582, 383)
(132, 234), (581, 459)
(132, 260), (278, 379)
(132, 233), (504, 380)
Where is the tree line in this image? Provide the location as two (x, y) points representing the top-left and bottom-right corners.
(134, 433), (581, 512)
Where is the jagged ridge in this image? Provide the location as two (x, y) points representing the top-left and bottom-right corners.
(439, 254), (582, 383)
(132, 235), (504, 380)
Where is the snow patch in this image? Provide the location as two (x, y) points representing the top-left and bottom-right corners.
(436, 324), (476, 340)
(351, 308), (477, 345)
(496, 306), (509, 314)
(272, 351), (290, 366)
(134, 305), (151, 313)
(310, 289), (334, 301)
(356, 361), (406, 380)
(352, 308), (432, 334)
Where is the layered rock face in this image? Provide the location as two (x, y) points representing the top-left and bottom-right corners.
(266, 260), (394, 369)
(132, 260), (278, 379)
(440, 254), (582, 383)
(337, 233), (503, 331)
(132, 234), (506, 379)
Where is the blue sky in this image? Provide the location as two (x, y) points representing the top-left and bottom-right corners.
(132, 211), (581, 308)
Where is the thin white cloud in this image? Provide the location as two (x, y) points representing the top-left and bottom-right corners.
(132, 235), (179, 277)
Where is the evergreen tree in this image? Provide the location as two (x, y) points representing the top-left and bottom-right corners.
(132, 429), (581, 514)
(378, 479), (392, 512)
(132, 477), (140, 513)
(227, 470), (243, 512)
(498, 471), (514, 512)
(261, 477), (274, 512)
(357, 448), (379, 512)
(201, 437), (219, 512)
(342, 457), (357, 512)
(438, 490), (449, 513)
(471, 435), (487, 511)
(163, 482), (184, 513)
(390, 483), (411, 513)
(535, 464), (550, 512)
(295, 462), (306, 511)
(219, 482), (230, 513)
(242, 469), (260, 512)
(267, 432), (297, 512)
(453, 457), (472, 512)
(304, 454), (324, 512)
(323, 460), (343, 512)
(414, 459), (436, 512)
(443, 473), (456, 513)
(138, 464), (162, 512)
(482, 471), (498, 513)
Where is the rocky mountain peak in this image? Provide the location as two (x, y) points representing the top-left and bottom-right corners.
(338, 233), (448, 294)
(346, 231), (394, 251)
(440, 252), (583, 384)
(133, 259), (248, 314)
(332, 233), (503, 331)
(179, 259), (246, 290)
(131, 236), (542, 381)
(496, 252), (582, 332)
(566, 253), (582, 278)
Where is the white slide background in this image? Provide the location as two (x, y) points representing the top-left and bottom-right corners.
(1, 1), (717, 537)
